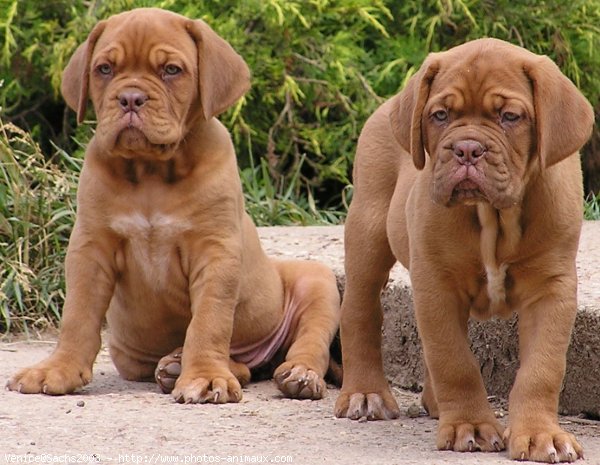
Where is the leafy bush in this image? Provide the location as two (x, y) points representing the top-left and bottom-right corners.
(6, 0), (597, 203)
(0, 119), (79, 333)
(1, 0), (599, 332)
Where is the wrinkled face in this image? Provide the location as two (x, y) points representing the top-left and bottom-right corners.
(422, 53), (536, 209)
(88, 13), (198, 159)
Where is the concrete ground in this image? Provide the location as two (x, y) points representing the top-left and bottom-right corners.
(2, 340), (600, 465)
(1, 222), (599, 464)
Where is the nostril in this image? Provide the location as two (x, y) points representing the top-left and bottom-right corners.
(472, 146), (485, 158)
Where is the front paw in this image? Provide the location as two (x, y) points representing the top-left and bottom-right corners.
(172, 371), (242, 404)
(437, 419), (505, 452)
(334, 388), (400, 420)
(6, 358), (92, 395)
(274, 362), (326, 400)
(505, 425), (583, 462)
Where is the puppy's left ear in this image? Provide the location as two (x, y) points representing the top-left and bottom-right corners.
(61, 21), (107, 124)
(187, 20), (251, 120)
(525, 56), (594, 168)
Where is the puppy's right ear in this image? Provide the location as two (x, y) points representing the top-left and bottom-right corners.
(61, 21), (106, 124)
(389, 56), (439, 170)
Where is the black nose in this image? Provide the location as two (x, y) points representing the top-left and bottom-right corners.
(453, 140), (486, 165)
(118, 90), (148, 113)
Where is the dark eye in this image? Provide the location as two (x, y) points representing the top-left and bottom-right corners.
(432, 110), (448, 122)
(97, 63), (113, 75)
(164, 64), (182, 76)
(502, 111), (520, 123)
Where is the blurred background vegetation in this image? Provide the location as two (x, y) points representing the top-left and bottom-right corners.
(1, 0), (599, 333)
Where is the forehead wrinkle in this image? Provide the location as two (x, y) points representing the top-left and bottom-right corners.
(432, 66), (531, 115)
(93, 43), (123, 67)
(431, 89), (464, 110)
(99, 17), (191, 68)
(152, 43), (194, 65)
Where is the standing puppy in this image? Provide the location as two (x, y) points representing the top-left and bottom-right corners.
(335, 38), (593, 462)
(7, 8), (340, 403)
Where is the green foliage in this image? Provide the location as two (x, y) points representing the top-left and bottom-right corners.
(185, 0), (407, 205)
(1, 0), (600, 332)
(0, 118), (80, 333)
(584, 192), (600, 220)
(400, 0), (600, 103)
(3, 0), (600, 203)
(241, 154), (347, 226)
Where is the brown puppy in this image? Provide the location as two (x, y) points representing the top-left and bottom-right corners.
(334, 38), (593, 462)
(7, 8), (340, 403)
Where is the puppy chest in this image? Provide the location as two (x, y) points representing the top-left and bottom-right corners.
(110, 213), (191, 289)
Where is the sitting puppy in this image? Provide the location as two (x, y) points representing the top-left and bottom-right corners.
(7, 8), (340, 403)
(334, 38), (593, 462)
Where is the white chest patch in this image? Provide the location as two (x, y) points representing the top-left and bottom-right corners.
(111, 213), (191, 288)
(477, 203), (521, 318)
(486, 263), (508, 313)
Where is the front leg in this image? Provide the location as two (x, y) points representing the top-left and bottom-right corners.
(6, 232), (116, 394)
(506, 283), (583, 462)
(413, 274), (505, 453)
(334, 205), (400, 420)
(171, 248), (242, 404)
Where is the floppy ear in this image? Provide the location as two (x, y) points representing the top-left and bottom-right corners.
(186, 20), (251, 120)
(61, 21), (107, 124)
(389, 56), (440, 170)
(524, 56), (594, 168)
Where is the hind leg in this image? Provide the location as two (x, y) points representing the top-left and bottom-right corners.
(272, 261), (340, 400)
(155, 347), (251, 394)
(109, 342), (158, 382)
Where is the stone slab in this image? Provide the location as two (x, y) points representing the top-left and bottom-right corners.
(258, 222), (600, 416)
